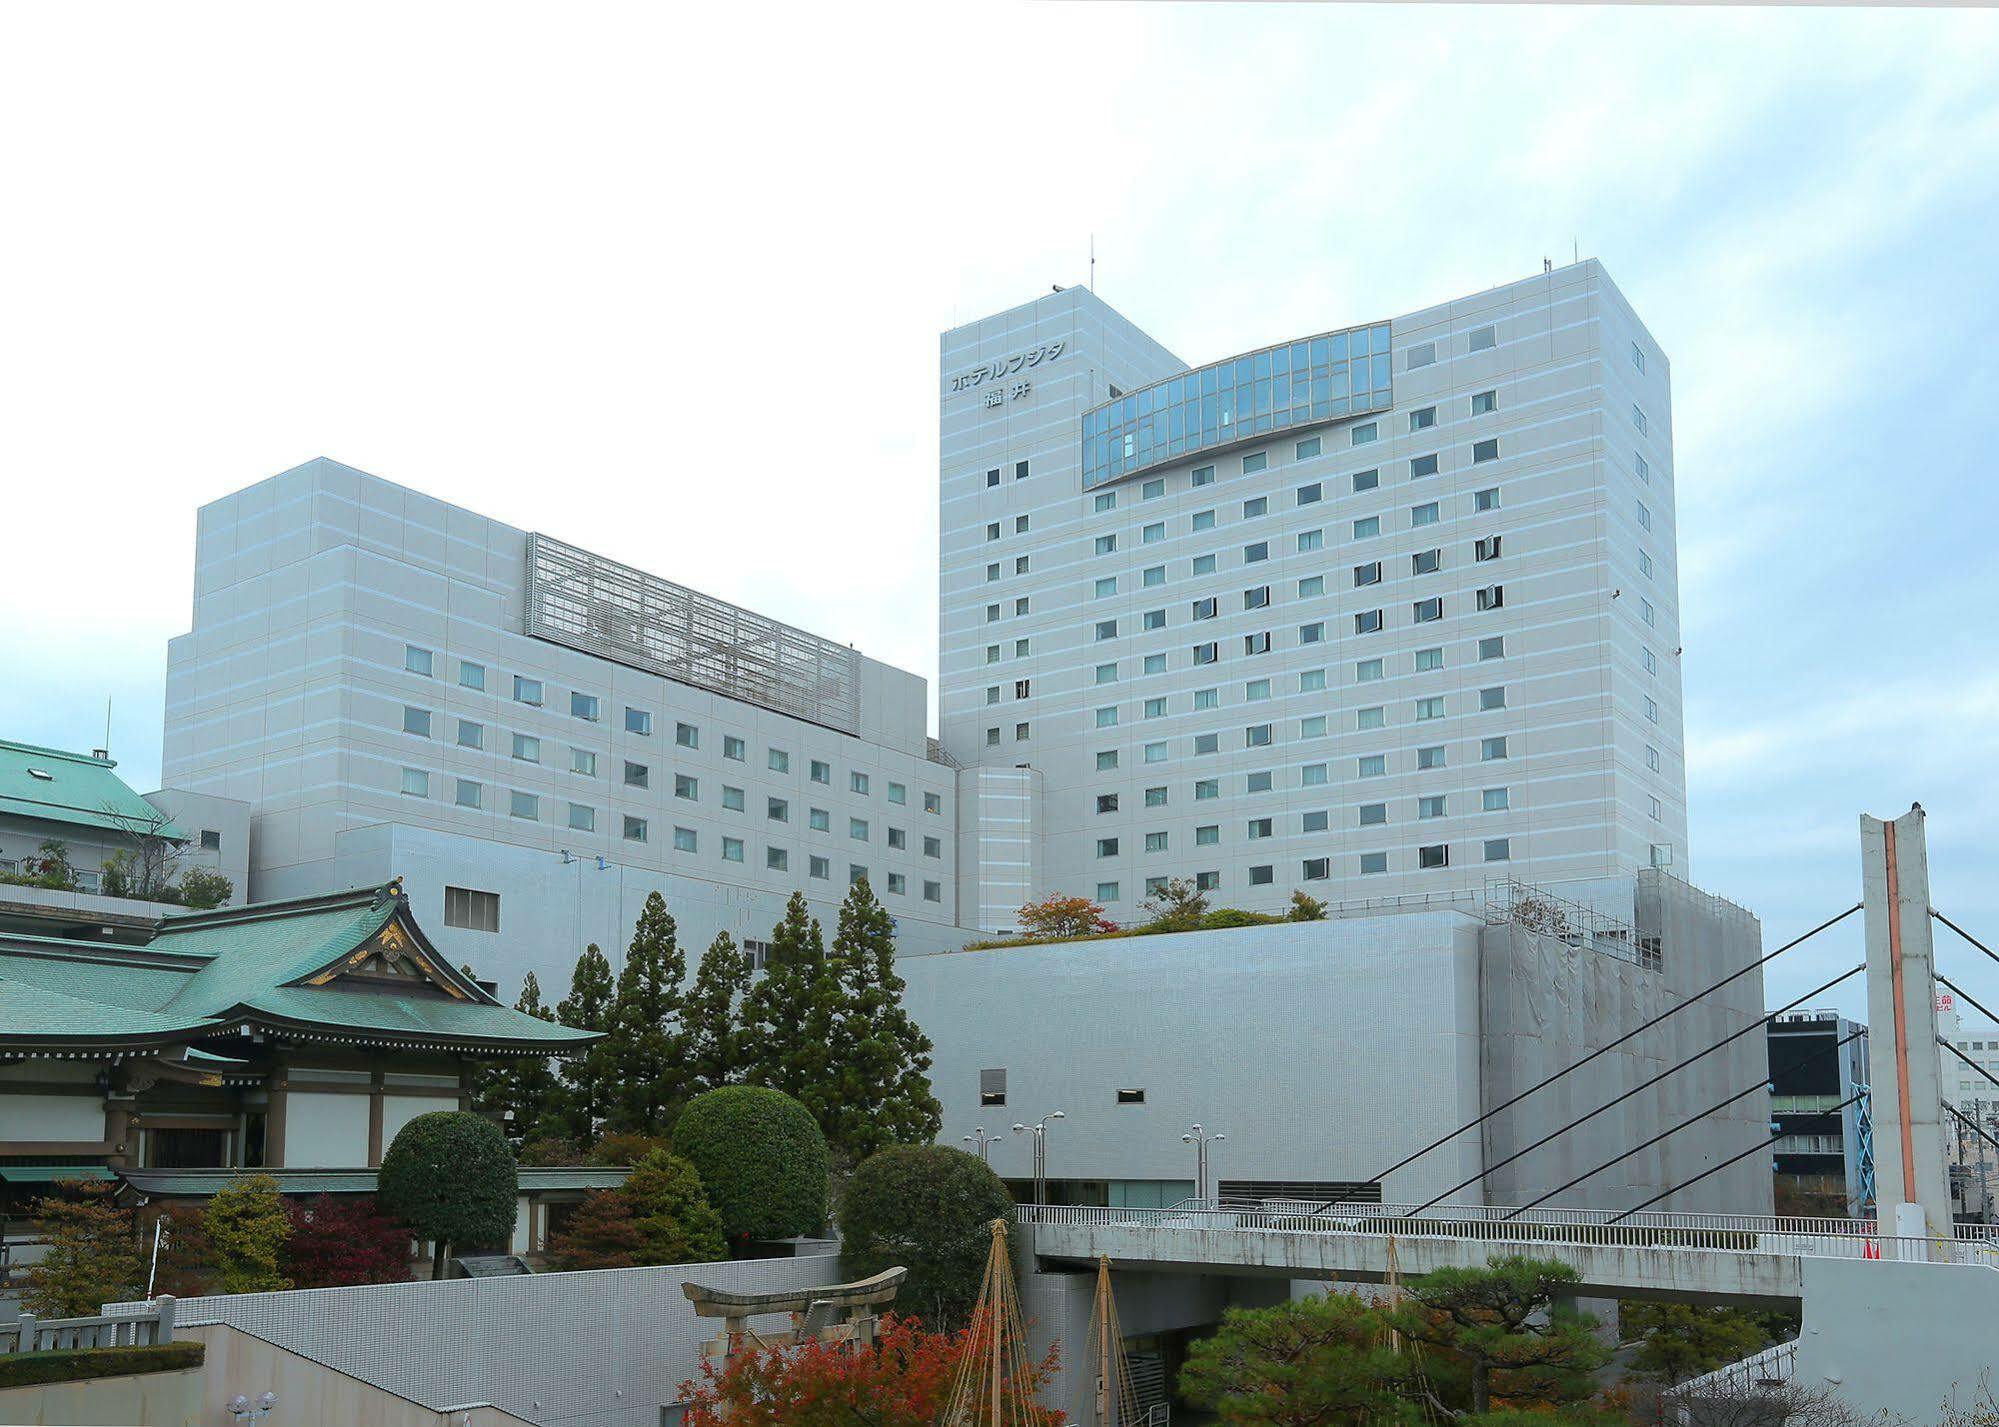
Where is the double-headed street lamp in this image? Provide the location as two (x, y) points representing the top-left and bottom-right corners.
(962, 1126), (1008, 1164)
(1182, 1123), (1226, 1205)
(1012, 1111), (1065, 1203)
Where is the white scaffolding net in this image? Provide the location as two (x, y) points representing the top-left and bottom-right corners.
(524, 533), (860, 735)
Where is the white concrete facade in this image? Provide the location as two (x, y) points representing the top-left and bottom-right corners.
(161, 459), (971, 995)
(939, 261), (1687, 933)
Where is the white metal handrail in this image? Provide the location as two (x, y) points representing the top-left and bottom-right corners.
(1014, 1204), (1999, 1267)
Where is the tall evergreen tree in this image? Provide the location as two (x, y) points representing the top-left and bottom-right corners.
(554, 942), (618, 1146)
(493, 972), (562, 1142)
(741, 892), (835, 1111)
(606, 891), (690, 1136)
(829, 879), (942, 1160)
(684, 930), (754, 1095)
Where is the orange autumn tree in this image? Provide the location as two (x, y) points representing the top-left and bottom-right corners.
(1015, 893), (1117, 940)
(679, 1312), (1062, 1427)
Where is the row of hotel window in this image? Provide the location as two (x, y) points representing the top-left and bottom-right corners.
(1069, 741), (1659, 801)
(1078, 724), (1520, 773)
(393, 745), (945, 849)
(1092, 790), (1518, 849)
(399, 652), (945, 811)
(1089, 839), (1514, 901)
(994, 640), (1513, 709)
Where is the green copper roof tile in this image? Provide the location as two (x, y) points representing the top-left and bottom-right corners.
(0, 739), (185, 839)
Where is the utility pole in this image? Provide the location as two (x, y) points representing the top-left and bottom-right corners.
(1011, 1112), (1064, 1203)
(962, 1126), (1007, 1164)
(1181, 1123), (1226, 1204)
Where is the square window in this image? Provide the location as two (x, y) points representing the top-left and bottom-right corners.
(1357, 705), (1385, 731)
(1479, 635), (1505, 661)
(1412, 502), (1439, 527)
(924, 791), (943, 814)
(811, 759), (831, 784)
(1246, 817), (1273, 841)
(1419, 843), (1450, 869)
(457, 719), (484, 750)
(810, 807), (831, 831)
(1245, 631), (1271, 655)
(1242, 451), (1268, 473)
(404, 645), (433, 677)
(570, 691), (600, 722)
(1410, 407), (1436, 432)
(722, 837), (744, 862)
(1483, 787), (1509, 812)
(1472, 438), (1500, 464)
(1097, 837), (1120, 858)
(767, 845), (789, 871)
(768, 796), (789, 822)
(1143, 521), (1166, 544)
(1193, 641), (1218, 665)
(673, 825), (698, 852)
(512, 732), (540, 762)
(402, 706), (432, 738)
(1192, 464), (1215, 486)
(809, 855), (830, 880)
(455, 779), (482, 809)
(1353, 515), (1380, 539)
(1096, 705), (1119, 729)
(1243, 497), (1267, 519)
(1351, 423), (1378, 447)
(1097, 881), (1120, 903)
(513, 676), (543, 706)
(1142, 477), (1165, 500)
(769, 748), (790, 773)
(676, 773), (699, 800)
(1480, 686), (1507, 710)
(851, 771), (871, 795)
(675, 722), (698, 749)
(849, 816), (869, 841)
(986, 467), (1001, 488)
(1096, 620), (1118, 641)
(1353, 469), (1380, 493)
(1482, 736), (1509, 761)
(1249, 864), (1275, 886)
(1095, 576), (1118, 599)
(460, 661), (486, 691)
(1360, 851), (1388, 875)
(510, 790), (539, 820)
(722, 785), (745, 812)
(1097, 750), (1120, 771)
(625, 814), (648, 842)
(569, 802), (596, 832)
(1471, 390), (1496, 415)
(570, 747), (597, 776)
(986, 562), (1001, 582)
(1096, 534), (1118, 555)
(1468, 325), (1496, 352)
(924, 834), (942, 857)
(1417, 745), (1445, 770)
(1195, 778), (1219, 800)
(401, 767), (429, 797)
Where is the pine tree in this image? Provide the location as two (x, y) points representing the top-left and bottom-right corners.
(487, 972), (562, 1143)
(606, 891), (690, 1136)
(741, 892), (834, 1110)
(554, 942), (618, 1146)
(684, 930), (754, 1095)
(829, 878), (942, 1161)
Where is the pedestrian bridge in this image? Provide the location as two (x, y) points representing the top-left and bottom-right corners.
(1016, 1201), (1999, 1307)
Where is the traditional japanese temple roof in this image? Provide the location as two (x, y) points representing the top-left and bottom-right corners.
(0, 882), (595, 1057)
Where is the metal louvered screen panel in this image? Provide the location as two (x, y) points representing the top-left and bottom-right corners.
(525, 532), (860, 736)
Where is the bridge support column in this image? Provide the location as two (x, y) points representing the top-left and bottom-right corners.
(1860, 808), (1951, 1242)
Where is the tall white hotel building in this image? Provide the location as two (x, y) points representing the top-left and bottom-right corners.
(938, 260), (1686, 925)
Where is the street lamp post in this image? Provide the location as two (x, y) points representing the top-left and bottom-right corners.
(1181, 1123), (1226, 1205)
(962, 1126), (1008, 1164)
(1011, 1112), (1065, 1203)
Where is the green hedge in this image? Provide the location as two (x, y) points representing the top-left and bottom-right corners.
(0, 1341), (205, 1390)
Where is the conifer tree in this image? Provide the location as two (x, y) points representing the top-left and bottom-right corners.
(829, 878), (942, 1161)
(741, 892), (834, 1110)
(607, 892), (690, 1136)
(554, 942), (619, 1146)
(484, 971), (561, 1143)
(684, 930), (754, 1095)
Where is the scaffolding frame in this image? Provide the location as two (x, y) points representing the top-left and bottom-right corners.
(524, 533), (861, 736)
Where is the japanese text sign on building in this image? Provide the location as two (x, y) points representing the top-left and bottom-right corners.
(951, 340), (1064, 394)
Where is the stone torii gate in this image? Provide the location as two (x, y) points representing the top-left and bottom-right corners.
(681, 1267), (908, 1378)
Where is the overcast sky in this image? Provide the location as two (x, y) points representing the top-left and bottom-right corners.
(3, 3), (1997, 1023)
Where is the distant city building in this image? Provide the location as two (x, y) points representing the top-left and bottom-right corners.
(1937, 996), (1999, 1219)
(1767, 1009), (1872, 1217)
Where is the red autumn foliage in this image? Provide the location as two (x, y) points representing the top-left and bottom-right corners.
(282, 1195), (414, 1288)
(679, 1310), (1063, 1427)
(1015, 893), (1118, 940)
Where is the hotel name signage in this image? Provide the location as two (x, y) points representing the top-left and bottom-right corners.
(950, 339), (1065, 395)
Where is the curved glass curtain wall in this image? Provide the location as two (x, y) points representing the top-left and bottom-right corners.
(1081, 320), (1393, 490)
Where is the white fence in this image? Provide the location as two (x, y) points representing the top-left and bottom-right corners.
(2, 1295), (176, 1353)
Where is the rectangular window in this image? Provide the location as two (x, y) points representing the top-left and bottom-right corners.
(1353, 468), (1380, 493)
(1469, 325), (1496, 352)
(444, 886), (500, 933)
(1144, 697), (1167, 719)
(924, 791), (943, 814)
(1479, 635), (1505, 660)
(986, 467), (1001, 488)
(1485, 838), (1512, 862)
(1476, 535), (1502, 562)
(1481, 686), (1507, 711)
(924, 880), (942, 903)
(1637, 501), (1652, 531)
(1193, 641), (1218, 665)
(1144, 831), (1169, 853)
(1354, 561), (1382, 587)
(1419, 795), (1446, 819)
(512, 732), (540, 763)
(1196, 870), (1221, 891)
(1357, 706), (1385, 731)
(1358, 754), (1386, 777)
(721, 837), (744, 863)
(1354, 609), (1383, 635)
(1413, 597), (1443, 622)
(1299, 621), (1325, 645)
(513, 676), (543, 706)
(1353, 515), (1380, 539)
(1483, 787), (1510, 812)
(810, 807), (831, 831)
(1245, 631), (1271, 655)
(1360, 851), (1388, 875)
(1195, 778), (1219, 800)
(1633, 405), (1648, 434)
(1245, 722), (1273, 747)
(1014, 515), (1030, 534)
(568, 802), (596, 832)
(1015, 556), (1030, 575)
(1410, 406), (1436, 432)
(1192, 509), (1217, 533)
(1097, 750), (1119, 771)
(1096, 706), (1119, 729)
(569, 691), (600, 722)
(674, 826), (698, 853)
(1193, 553), (1217, 575)
(1193, 687), (1219, 709)
(510, 790), (538, 821)
(1475, 487), (1500, 512)
(809, 855), (830, 880)
(457, 718), (484, 750)
(1299, 574), (1325, 599)
(1632, 341), (1646, 372)
(1471, 390), (1497, 415)
(723, 785), (745, 812)
(1244, 584), (1271, 610)
(851, 771), (871, 795)
(459, 661), (485, 691)
(1419, 844), (1450, 869)
(1636, 453), (1650, 484)
(625, 707), (651, 736)
(1242, 497), (1267, 519)
(1097, 837), (1120, 858)
(1413, 548), (1441, 575)
(1412, 502), (1439, 527)
(1482, 736), (1509, 761)
(1477, 585), (1505, 611)
(1096, 620), (1118, 642)
(1415, 646), (1443, 671)
(1302, 762), (1328, 786)
(810, 759), (831, 784)
(404, 644), (433, 677)
(1417, 745), (1445, 770)
(1411, 453), (1439, 480)
(1143, 566), (1165, 588)
(768, 796), (789, 822)
(1351, 422), (1378, 446)
(1407, 341), (1436, 369)
(1249, 864), (1274, 886)
(400, 767), (429, 797)
(1472, 438), (1499, 464)
(1194, 732), (1220, 755)
(1244, 541), (1269, 563)
(1297, 436), (1323, 461)
(1192, 464), (1215, 486)
(566, 747), (595, 776)
(1415, 696), (1445, 721)
(1242, 451), (1268, 474)
(455, 778), (482, 809)
(1144, 786), (1167, 808)
(1095, 577), (1117, 600)
(924, 834), (942, 857)
(1095, 534), (1118, 556)
(1639, 550), (1654, 578)
(402, 706), (432, 738)
(1143, 522), (1166, 544)
(675, 773), (699, 800)
(1356, 657), (1383, 682)
(767, 846), (788, 871)
(1247, 818), (1272, 840)
(1359, 802), (1387, 826)
(1141, 477), (1165, 500)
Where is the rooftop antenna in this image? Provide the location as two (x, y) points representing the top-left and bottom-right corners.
(1572, 237), (1579, 265)
(103, 696), (112, 759)
(1089, 234), (1096, 293)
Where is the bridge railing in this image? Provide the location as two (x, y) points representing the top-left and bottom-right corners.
(1283, 1201), (1883, 1238)
(1014, 1204), (1999, 1268)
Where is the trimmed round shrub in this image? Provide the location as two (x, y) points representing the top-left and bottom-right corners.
(675, 1087), (828, 1241)
(838, 1145), (1012, 1330)
(378, 1111), (518, 1276)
